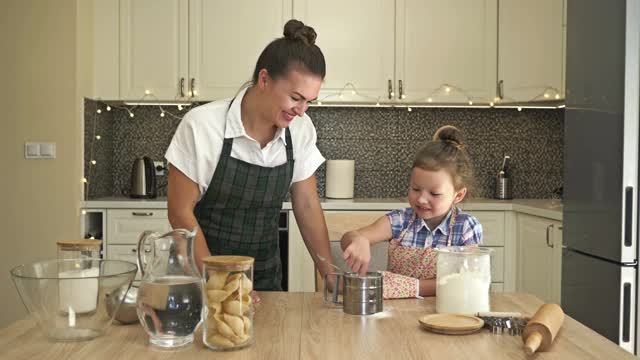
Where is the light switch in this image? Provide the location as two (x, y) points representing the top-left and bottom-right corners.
(39, 143), (56, 158)
(24, 142), (56, 159)
(25, 143), (40, 158)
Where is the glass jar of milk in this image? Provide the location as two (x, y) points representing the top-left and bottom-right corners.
(435, 247), (492, 314)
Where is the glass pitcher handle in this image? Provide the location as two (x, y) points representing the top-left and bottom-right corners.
(137, 231), (157, 277)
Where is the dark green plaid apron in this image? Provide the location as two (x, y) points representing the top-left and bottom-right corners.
(194, 122), (293, 291)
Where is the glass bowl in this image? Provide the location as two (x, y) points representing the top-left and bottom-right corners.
(10, 259), (137, 341)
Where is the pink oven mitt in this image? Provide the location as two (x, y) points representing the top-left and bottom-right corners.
(381, 271), (420, 299)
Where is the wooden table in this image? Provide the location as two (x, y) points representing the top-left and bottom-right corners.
(0, 292), (633, 359)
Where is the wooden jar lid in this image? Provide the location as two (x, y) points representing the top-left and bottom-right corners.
(203, 255), (254, 271)
(418, 314), (484, 335)
(56, 239), (103, 249)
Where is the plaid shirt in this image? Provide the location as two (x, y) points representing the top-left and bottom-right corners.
(386, 207), (483, 248)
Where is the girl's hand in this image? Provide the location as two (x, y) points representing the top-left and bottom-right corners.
(342, 231), (371, 276)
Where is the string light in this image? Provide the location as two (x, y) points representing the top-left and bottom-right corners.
(81, 210), (87, 215)
(407, 107), (412, 112)
(310, 81), (562, 110)
(84, 91), (192, 200)
(193, 90), (199, 96)
(517, 107), (523, 112)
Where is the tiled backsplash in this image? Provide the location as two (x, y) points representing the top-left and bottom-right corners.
(84, 99), (563, 200)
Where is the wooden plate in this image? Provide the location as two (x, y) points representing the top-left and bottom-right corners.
(418, 314), (484, 335)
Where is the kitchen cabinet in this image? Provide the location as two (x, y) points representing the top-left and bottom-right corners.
(104, 209), (171, 276)
(396, 0), (497, 103)
(517, 213), (562, 304)
(498, 0), (565, 102)
(119, 0), (188, 100)
(188, 0), (293, 100)
(114, 0), (292, 100)
(288, 209), (515, 293)
(293, 0), (497, 104)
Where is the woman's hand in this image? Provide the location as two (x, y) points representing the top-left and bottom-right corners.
(342, 231), (371, 276)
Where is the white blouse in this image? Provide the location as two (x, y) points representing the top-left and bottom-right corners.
(165, 87), (325, 199)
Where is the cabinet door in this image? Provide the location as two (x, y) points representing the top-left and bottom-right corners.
(120, 0), (188, 100)
(396, 0), (497, 103)
(107, 244), (150, 281)
(189, 0), (292, 101)
(106, 209), (171, 245)
(293, 0), (395, 102)
(517, 213), (555, 302)
(498, 0), (564, 101)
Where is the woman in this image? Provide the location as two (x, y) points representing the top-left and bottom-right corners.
(165, 19), (334, 291)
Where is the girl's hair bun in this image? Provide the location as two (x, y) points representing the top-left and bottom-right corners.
(283, 19), (317, 46)
(433, 125), (464, 149)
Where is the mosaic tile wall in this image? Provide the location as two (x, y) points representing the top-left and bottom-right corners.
(84, 99), (563, 199)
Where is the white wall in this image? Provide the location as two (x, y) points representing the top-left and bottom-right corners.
(0, 0), (86, 327)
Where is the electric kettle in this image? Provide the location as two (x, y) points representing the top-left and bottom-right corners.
(130, 156), (157, 198)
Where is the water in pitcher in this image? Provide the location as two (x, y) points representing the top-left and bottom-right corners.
(137, 276), (203, 342)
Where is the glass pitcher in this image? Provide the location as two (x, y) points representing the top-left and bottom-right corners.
(136, 228), (204, 348)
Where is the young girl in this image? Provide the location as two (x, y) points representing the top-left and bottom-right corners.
(340, 125), (482, 298)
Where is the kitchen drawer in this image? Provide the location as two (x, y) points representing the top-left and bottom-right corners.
(466, 211), (505, 246)
(489, 247), (504, 282)
(106, 209), (171, 245)
(490, 283), (504, 293)
(324, 211), (388, 241)
(107, 244), (149, 281)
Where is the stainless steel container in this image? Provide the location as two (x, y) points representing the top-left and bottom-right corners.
(495, 172), (513, 200)
(323, 272), (383, 315)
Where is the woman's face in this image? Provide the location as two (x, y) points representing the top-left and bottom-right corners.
(259, 67), (322, 128)
(408, 167), (467, 227)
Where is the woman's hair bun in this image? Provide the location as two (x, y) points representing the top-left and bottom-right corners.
(283, 19), (317, 46)
(433, 125), (465, 149)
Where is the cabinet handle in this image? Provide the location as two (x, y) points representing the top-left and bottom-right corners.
(132, 212), (154, 217)
(546, 224), (554, 248)
(398, 79), (404, 99)
(130, 248), (151, 253)
(180, 77), (185, 97)
(497, 79), (504, 100)
(388, 79), (394, 100)
(190, 78), (196, 97)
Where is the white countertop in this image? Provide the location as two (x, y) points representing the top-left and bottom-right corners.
(82, 197), (562, 220)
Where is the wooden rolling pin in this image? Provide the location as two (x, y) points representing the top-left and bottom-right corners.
(522, 304), (565, 355)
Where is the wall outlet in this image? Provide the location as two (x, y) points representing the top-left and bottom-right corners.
(154, 161), (165, 176)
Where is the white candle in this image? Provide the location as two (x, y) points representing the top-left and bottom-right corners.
(68, 306), (76, 327)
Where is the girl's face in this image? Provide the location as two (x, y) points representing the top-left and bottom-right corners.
(408, 167), (467, 228)
(258, 67), (322, 128)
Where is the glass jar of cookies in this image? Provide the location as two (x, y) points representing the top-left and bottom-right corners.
(202, 255), (254, 351)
